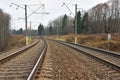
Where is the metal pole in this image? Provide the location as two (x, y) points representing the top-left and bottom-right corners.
(10, 3), (46, 45)
(25, 5), (28, 46)
(30, 21), (31, 35)
(30, 21), (32, 44)
(75, 4), (77, 44)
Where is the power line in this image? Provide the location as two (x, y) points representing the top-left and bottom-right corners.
(10, 3), (25, 9)
(61, 2), (74, 16)
(10, 3), (47, 45)
(27, 4), (44, 18)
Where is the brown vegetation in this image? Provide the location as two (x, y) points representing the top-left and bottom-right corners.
(5, 35), (25, 52)
(0, 9), (11, 51)
(46, 34), (120, 53)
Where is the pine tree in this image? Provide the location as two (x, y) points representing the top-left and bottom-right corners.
(82, 12), (89, 33)
(62, 14), (68, 34)
(77, 11), (83, 34)
(49, 24), (53, 35)
(19, 28), (23, 34)
(62, 14), (67, 29)
(38, 24), (44, 35)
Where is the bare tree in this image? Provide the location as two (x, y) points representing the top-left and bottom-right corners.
(0, 9), (11, 51)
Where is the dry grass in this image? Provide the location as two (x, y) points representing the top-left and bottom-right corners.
(5, 35), (25, 51)
(45, 34), (120, 53)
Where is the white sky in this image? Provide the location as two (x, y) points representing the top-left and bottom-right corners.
(0, 0), (108, 29)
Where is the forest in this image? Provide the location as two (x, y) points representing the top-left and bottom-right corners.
(44, 0), (120, 35)
(0, 9), (11, 51)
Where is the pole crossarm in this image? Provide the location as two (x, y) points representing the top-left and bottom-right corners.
(10, 2), (49, 45)
(10, 3), (25, 9)
(27, 4), (45, 18)
(62, 2), (74, 16)
(61, 3), (86, 44)
(10, 3), (46, 18)
(34, 12), (49, 15)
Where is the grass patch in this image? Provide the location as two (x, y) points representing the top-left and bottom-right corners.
(5, 35), (26, 51)
(55, 38), (66, 41)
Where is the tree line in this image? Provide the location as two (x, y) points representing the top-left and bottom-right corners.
(41, 0), (120, 36)
(11, 28), (38, 36)
(13, 0), (120, 36)
(0, 9), (11, 51)
(44, 15), (74, 36)
(87, 0), (120, 34)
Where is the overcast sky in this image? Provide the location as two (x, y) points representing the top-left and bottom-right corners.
(0, 0), (108, 29)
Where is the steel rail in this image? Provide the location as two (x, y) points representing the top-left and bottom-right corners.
(60, 41), (120, 57)
(0, 40), (39, 63)
(56, 40), (120, 71)
(27, 39), (47, 80)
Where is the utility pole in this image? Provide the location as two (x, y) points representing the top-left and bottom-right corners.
(29, 21), (32, 44)
(62, 3), (78, 44)
(10, 3), (46, 46)
(10, 3), (28, 46)
(25, 5), (28, 46)
(75, 4), (77, 44)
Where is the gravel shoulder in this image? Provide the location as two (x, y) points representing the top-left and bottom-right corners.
(35, 40), (120, 80)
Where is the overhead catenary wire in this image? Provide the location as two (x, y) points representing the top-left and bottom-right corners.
(61, 2), (74, 16)
(27, 4), (45, 18)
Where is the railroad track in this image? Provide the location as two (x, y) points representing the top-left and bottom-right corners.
(56, 40), (120, 79)
(27, 39), (47, 80)
(28, 39), (120, 80)
(0, 39), (47, 80)
(2, 38), (118, 80)
(0, 40), (39, 63)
